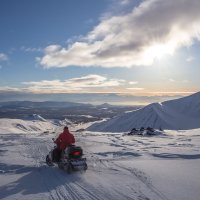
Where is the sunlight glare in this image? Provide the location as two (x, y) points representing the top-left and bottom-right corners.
(143, 43), (174, 63)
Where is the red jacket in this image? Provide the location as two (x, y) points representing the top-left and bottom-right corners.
(55, 129), (75, 150)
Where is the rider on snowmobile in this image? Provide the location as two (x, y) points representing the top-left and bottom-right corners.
(53, 126), (75, 161)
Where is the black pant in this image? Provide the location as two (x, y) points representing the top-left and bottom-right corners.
(53, 147), (62, 162)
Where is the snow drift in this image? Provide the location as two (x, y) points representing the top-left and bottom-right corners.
(88, 91), (200, 132)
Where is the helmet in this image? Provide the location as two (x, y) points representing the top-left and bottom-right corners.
(64, 126), (68, 130)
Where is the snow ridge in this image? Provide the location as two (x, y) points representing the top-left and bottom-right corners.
(88, 91), (200, 132)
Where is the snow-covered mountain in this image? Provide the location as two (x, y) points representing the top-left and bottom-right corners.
(24, 114), (73, 127)
(51, 118), (73, 127)
(88, 91), (200, 132)
(0, 118), (59, 133)
(0, 116), (79, 134)
(23, 114), (47, 122)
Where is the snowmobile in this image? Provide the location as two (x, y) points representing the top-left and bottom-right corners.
(46, 141), (87, 173)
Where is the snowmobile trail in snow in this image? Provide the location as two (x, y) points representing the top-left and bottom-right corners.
(1, 130), (200, 200)
(23, 135), (163, 200)
(0, 132), (166, 200)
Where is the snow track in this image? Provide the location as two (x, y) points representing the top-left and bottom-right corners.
(1, 130), (200, 200)
(24, 137), (159, 200)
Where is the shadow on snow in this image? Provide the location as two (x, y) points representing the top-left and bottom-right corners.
(0, 162), (82, 199)
(151, 153), (200, 160)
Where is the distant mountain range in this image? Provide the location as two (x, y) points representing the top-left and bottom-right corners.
(0, 101), (90, 109)
(88, 91), (200, 132)
(0, 92), (182, 105)
(0, 100), (140, 124)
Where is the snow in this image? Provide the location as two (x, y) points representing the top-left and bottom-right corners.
(88, 91), (200, 132)
(23, 114), (47, 122)
(50, 118), (73, 127)
(0, 118), (60, 134)
(0, 118), (200, 200)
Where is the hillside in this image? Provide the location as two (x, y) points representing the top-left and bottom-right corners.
(0, 118), (59, 134)
(88, 91), (200, 132)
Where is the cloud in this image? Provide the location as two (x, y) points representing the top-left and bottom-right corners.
(20, 46), (42, 52)
(39, 0), (200, 68)
(0, 86), (21, 92)
(169, 78), (175, 82)
(120, 0), (131, 5)
(44, 45), (62, 53)
(151, 91), (194, 95)
(126, 87), (144, 90)
(169, 78), (189, 83)
(0, 53), (8, 61)
(186, 56), (195, 62)
(182, 80), (189, 83)
(129, 81), (138, 85)
(21, 75), (125, 93)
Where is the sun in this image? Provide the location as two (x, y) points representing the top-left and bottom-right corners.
(143, 43), (175, 63)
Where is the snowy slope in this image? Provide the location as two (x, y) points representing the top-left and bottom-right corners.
(50, 118), (73, 127)
(88, 91), (200, 132)
(1, 121), (200, 200)
(0, 118), (60, 134)
(0, 117), (94, 135)
(23, 114), (47, 122)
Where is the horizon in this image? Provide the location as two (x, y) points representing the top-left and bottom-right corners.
(1, 0), (200, 104)
(0, 91), (195, 106)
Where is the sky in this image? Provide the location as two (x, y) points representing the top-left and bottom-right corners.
(0, 0), (200, 105)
